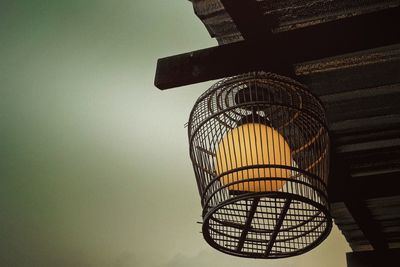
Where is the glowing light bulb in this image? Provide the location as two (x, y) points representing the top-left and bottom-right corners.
(215, 123), (292, 192)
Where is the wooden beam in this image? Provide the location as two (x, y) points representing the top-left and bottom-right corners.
(329, 155), (398, 250)
(329, 160), (390, 250)
(153, 41), (256, 89)
(155, 7), (400, 89)
(345, 200), (388, 251)
(219, 0), (275, 40)
(329, 115), (400, 135)
(328, 151), (349, 203)
(329, 161), (400, 202)
(346, 249), (400, 267)
(320, 83), (400, 123)
(329, 138), (400, 198)
(336, 138), (400, 153)
(303, 61), (400, 97)
(346, 172), (400, 201)
(334, 128), (400, 148)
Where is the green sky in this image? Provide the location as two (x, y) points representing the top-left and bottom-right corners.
(0, 1), (349, 266)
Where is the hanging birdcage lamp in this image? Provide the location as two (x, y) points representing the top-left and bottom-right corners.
(187, 72), (332, 258)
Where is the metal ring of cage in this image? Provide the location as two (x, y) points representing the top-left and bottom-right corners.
(188, 72), (332, 258)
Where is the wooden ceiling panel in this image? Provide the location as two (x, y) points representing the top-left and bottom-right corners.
(191, 0), (400, 44)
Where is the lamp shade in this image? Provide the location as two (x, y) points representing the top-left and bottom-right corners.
(188, 72), (332, 258)
(216, 123), (292, 192)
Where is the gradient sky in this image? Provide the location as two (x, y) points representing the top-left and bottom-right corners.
(0, 1), (349, 266)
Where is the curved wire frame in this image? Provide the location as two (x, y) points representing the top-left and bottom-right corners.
(188, 72), (332, 258)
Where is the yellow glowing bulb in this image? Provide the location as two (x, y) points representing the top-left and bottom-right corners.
(215, 123), (292, 192)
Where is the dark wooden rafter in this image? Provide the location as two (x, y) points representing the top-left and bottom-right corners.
(345, 200), (388, 251)
(329, 144), (400, 202)
(155, 6), (400, 89)
(219, 0), (275, 40)
(329, 129), (400, 202)
(336, 137), (400, 154)
(329, 171), (400, 203)
(347, 172), (400, 200)
(302, 61), (400, 97)
(322, 87), (400, 125)
(346, 249), (400, 267)
(329, 154), (391, 251)
(332, 177), (389, 251)
(329, 171), (400, 202)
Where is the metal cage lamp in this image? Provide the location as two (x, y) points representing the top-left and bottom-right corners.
(188, 72), (332, 258)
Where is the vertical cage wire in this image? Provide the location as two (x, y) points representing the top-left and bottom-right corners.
(188, 72), (332, 258)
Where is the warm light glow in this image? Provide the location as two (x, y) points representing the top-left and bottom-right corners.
(215, 123), (292, 192)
